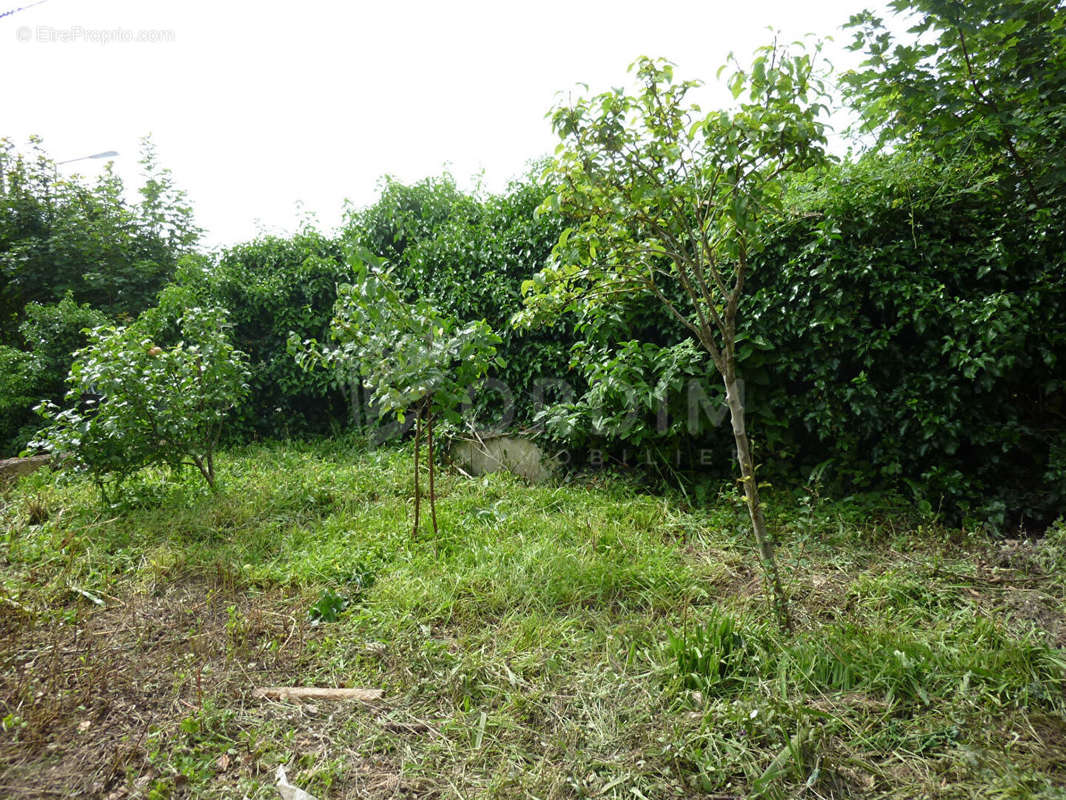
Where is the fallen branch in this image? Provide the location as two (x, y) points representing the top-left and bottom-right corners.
(252, 686), (383, 702)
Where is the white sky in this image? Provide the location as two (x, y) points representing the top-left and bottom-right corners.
(3, 0), (889, 247)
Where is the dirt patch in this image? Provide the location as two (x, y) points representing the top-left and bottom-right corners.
(0, 577), (314, 799)
(1000, 588), (1066, 647)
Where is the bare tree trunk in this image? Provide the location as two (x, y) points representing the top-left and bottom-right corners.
(723, 372), (792, 632)
(192, 454), (216, 491)
(427, 407), (438, 538)
(412, 409), (422, 538)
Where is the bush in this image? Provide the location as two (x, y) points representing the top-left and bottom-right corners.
(131, 173), (571, 442)
(343, 171), (573, 424)
(535, 339), (733, 468)
(537, 152), (1065, 525)
(34, 305), (249, 500)
(0, 294), (107, 455)
(742, 153), (1065, 524)
(0, 345), (40, 455)
(160, 230), (352, 439)
(0, 136), (198, 333)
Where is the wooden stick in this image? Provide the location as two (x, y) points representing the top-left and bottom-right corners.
(428, 408), (438, 537)
(412, 408), (422, 538)
(252, 687), (383, 702)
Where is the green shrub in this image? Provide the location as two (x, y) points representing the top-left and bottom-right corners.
(34, 305), (250, 500)
(743, 153), (1065, 524)
(0, 136), (198, 331)
(0, 294), (107, 455)
(538, 152), (1066, 525)
(160, 231), (352, 439)
(0, 345), (40, 454)
(536, 339), (732, 465)
(343, 171), (573, 425)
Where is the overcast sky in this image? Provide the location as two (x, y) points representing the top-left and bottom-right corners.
(3, 0), (891, 247)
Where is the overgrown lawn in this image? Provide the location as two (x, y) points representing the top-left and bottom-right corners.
(2, 439), (1064, 799)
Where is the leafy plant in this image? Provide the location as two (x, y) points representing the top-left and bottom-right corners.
(519, 46), (830, 629)
(342, 170), (573, 426)
(669, 608), (767, 695)
(743, 150), (1066, 524)
(0, 135), (199, 332)
(0, 345), (41, 456)
(33, 305), (250, 500)
(291, 255), (500, 537)
(162, 228), (353, 439)
(843, 0), (1066, 209)
(0, 294), (109, 455)
(535, 338), (728, 455)
(308, 589), (348, 623)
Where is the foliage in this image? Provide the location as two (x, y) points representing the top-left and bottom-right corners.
(163, 228), (352, 438)
(307, 588), (348, 623)
(0, 294), (107, 455)
(739, 152), (1066, 524)
(535, 339), (731, 458)
(17, 294), (110, 395)
(343, 171), (573, 425)
(33, 305), (250, 499)
(0, 346), (39, 456)
(833, 0), (1066, 524)
(344, 174), (481, 267)
(535, 149), (1065, 525)
(0, 136), (199, 334)
(0, 136), (200, 456)
(167, 173), (564, 441)
(669, 608), (769, 695)
(502, 0), (1065, 528)
(291, 256), (500, 535)
(136, 135), (201, 255)
(519, 47), (831, 629)
(843, 0), (1066, 208)
(295, 256), (501, 428)
(519, 49), (829, 335)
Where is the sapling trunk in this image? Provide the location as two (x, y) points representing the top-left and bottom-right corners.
(192, 454), (217, 491)
(427, 406), (438, 538)
(723, 373), (792, 632)
(204, 450), (216, 490)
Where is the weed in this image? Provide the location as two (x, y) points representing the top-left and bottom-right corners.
(308, 588), (348, 623)
(668, 608), (768, 695)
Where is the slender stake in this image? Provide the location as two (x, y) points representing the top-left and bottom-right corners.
(427, 406), (438, 538)
(412, 409), (422, 538)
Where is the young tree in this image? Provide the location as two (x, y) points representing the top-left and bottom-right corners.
(292, 255), (500, 537)
(34, 305), (250, 500)
(517, 46), (829, 630)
